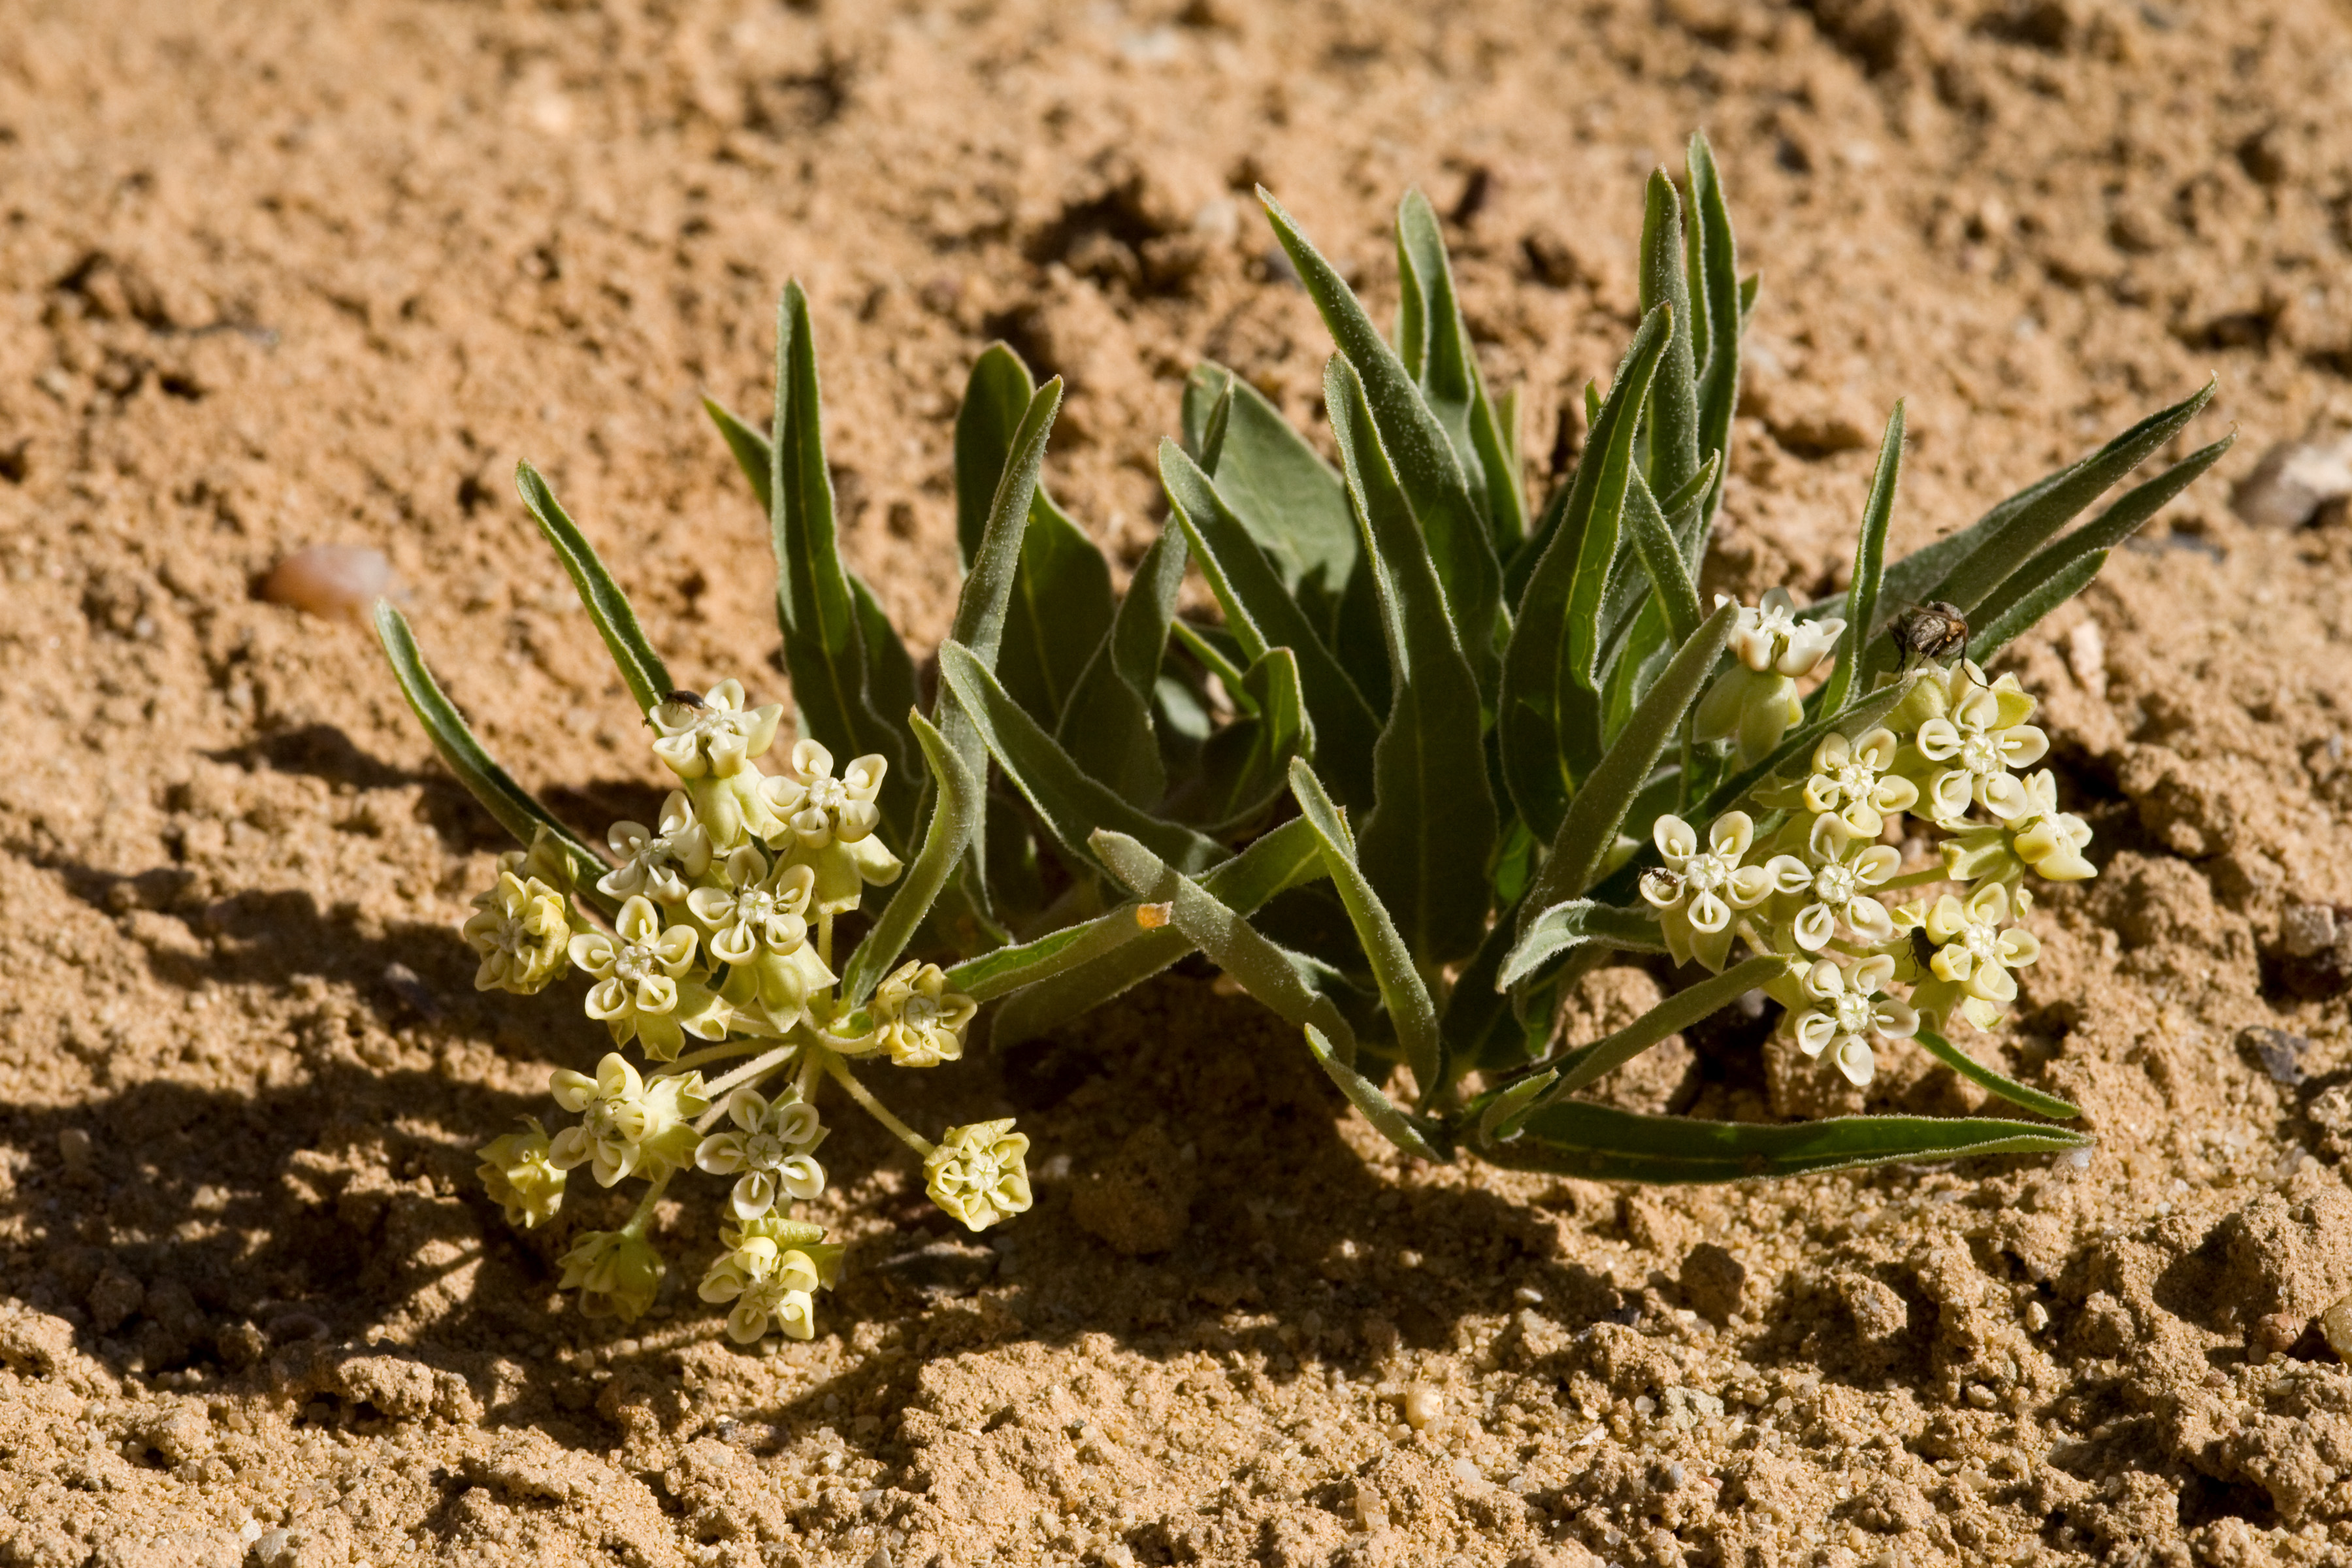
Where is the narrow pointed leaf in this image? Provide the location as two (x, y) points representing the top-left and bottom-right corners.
(1971, 434), (2234, 640)
(1541, 954), (1786, 1102)
(1058, 515), (1187, 806)
(1328, 356), (1497, 965)
(1819, 402), (1904, 715)
(841, 710), (980, 1006)
(1636, 172), (1701, 508)
(945, 904), (1162, 1002)
(1192, 649), (1312, 831)
(703, 396), (775, 512)
(1622, 466), (1703, 645)
(1396, 191), (1493, 523)
(1160, 438), (1384, 806)
(1478, 1102), (2093, 1183)
(513, 463), (672, 714)
(998, 487), (1117, 728)
(1474, 1068), (1560, 1144)
(1288, 758), (1441, 1096)
(769, 284), (921, 843)
(989, 817), (1324, 1046)
(1522, 598), (1738, 922)
(1499, 306), (1673, 839)
(1915, 1030), (2081, 1121)
(1498, 901), (1668, 990)
(1685, 132), (1741, 534)
(953, 343), (1038, 568)
(1260, 188), (1503, 691)
(939, 641), (1224, 877)
(1306, 1022), (1450, 1163)
(372, 600), (613, 914)
(1966, 553), (2104, 666)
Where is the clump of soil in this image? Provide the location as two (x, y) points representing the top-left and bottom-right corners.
(7, 2), (2352, 1565)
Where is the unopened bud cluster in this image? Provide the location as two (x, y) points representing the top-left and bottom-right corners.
(467, 680), (1030, 1338)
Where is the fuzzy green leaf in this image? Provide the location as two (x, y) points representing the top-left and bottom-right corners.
(1522, 598), (1739, 923)
(999, 487), (1117, 729)
(1192, 648), (1313, 830)
(841, 710), (980, 1006)
(1260, 188), (1503, 692)
(938, 641), (1224, 877)
(1497, 900), (1668, 990)
(1622, 465), (1704, 645)
(1396, 190), (1526, 550)
(988, 817), (1325, 1046)
(1499, 305), (1673, 840)
(1327, 356), (1498, 966)
(703, 396), (776, 512)
(1473, 1068), (1560, 1144)
(1058, 515), (1187, 808)
(1181, 364), (1359, 619)
(1819, 402), (1904, 715)
(1305, 1022), (1450, 1163)
(1636, 172), (1702, 512)
(372, 600), (613, 914)
(1684, 132), (1741, 538)
(769, 283), (922, 844)
(1970, 434), (2234, 645)
(1966, 553), (2105, 666)
(954, 343), (1038, 569)
(1477, 1103), (2093, 1183)
(1159, 439), (1384, 807)
(512, 463), (672, 715)
(1542, 954), (1787, 1102)
(1288, 758), (1441, 1098)
(1914, 1030), (2081, 1122)
(945, 907), (1157, 1003)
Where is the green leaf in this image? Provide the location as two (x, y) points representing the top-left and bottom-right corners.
(1499, 305), (1673, 840)
(1288, 759), (1441, 1098)
(1326, 356), (1498, 966)
(1158, 439), (1384, 807)
(768, 283), (921, 845)
(1636, 172), (1701, 510)
(1965, 553), (2104, 666)
(1498, 900), (1668, 990)
(1396, 190), (1527, 551)
(944, 907), (1157, 1003)
(1305, 1022), (1450, 1163)
(1880, 378), (2217, 640)
(1541, 954), (1787, 1102)
(512, 462), (672, 715)
(1058, 515), (1187, 808)
(840, 710), (980, 1006)
(1090, 828), (1360, 1062)
(1259, 188), (1504, 693)
(987, 817), (1324, 1047)
(1522, 598), (1739, 923)
(1473, 1068), (1560, 1144)
(1914, 1029), (2081, 1121)
(372, 601), (613, 914)
(1621, 465), (1703, 645)
(1969, 434), (2234, 647)
(1181, 364), (1359, 619)
(953, 343), (1039, 569)
(1439, 899), (1546, 1076)
(1192, 649), (1313, 831)
(938, 641), (1224, 877)
(1477, 1102), (2093, 1183)
(1684, 132), (1742, 538)
(703, 396), (775, 512)
(998, 487), (1117, 728)
(1818, 402), (1904, 715)
(1694, 679), (1906, 825)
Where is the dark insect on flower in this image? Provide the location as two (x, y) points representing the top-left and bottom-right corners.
(1889, 600), (1970, 669)
(644, 688), (707, 727)
(1908, 924), (1940, 972)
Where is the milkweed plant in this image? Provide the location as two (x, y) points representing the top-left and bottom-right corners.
(375, 133), (2229, 1343)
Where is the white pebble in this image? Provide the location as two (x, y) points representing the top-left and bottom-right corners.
(1403, 1383), (1444, 1431)
(263, 545), (392, 621)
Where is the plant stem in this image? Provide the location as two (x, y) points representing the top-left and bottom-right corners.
(691, 1045), (802, 1133)
(818, 909), (834, 972)
(658, 1039), (772, 1075)
(620, 1171), (673, 1238)
(817, 1047), (934, 1158)
(1880, 866), (1950, 891)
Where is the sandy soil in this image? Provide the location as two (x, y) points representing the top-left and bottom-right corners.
(7, 1), (2352, 1563)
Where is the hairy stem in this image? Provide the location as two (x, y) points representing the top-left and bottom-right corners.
(818, 1047), (934, 1158)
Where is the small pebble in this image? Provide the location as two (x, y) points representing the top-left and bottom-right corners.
(56, 1128), (91, 1168)
(2322, 1292), (2352, 1362)
(262, 544), (392, 621)
(1402, 1383), (1444, 1431)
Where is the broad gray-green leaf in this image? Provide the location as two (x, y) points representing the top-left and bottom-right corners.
(1090, 828), (1359, 1062)
(1818, 402), (1904, 715)
(1259, 188), (1503, 692)
(1058, 515), (1187, 807)
(1915, 1030), (2082, 1121)
(1477, 1102), (2093, 1183)
(989, 817), (1324, 1046)
(1636, 172), (1701, 512)
(1181, 364), (1358, 617)
(1159, 438), (1383, 806)
(1521, 598), (1738, 923)
(513, 462), (672, 715)
(938, 640), (1224, 877)
(1327, 355), (1497, 966)
(953, 342), (1037, 568)
(1499, 305), (1673, 840)
(1497, 900), (1668, 990)
(1541, 954), (1786, 1102)
(372, 600), (613, 915)
(1970, 434), (2233, 644)
(841, 710), (979, 1006)
(769, 283), (921, 845)
(1190, 648), (1313, 832)
(998, 487), (1117, 729)
(1397, 189), (1524, 547)
(1306, 1022), (1450, 1163)
(1289, 758), (1441, 1098)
